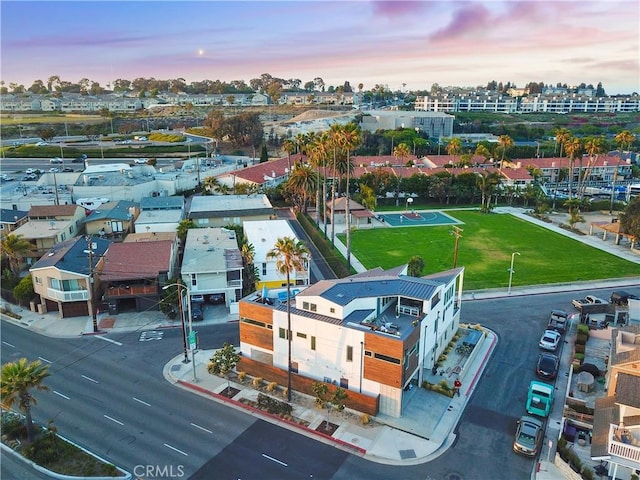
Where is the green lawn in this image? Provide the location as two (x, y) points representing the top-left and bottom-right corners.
(339, 210), (639, 290)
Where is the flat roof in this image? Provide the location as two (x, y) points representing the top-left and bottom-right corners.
(135, 210), (183, 225)
(13, 220), (71, 239)
(181, 227), (242, 274)
(243, 220), (299, 261)
(189, 194), (273, 217)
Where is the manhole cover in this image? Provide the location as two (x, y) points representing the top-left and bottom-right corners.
(399, 449), (416, 459)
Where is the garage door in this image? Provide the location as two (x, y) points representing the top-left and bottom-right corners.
(61, 301), (89, 318)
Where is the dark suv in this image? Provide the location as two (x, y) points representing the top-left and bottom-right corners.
(610, 291), (639, 306)
(191, 304), (204, 321)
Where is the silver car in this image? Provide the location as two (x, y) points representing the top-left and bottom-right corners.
(513, 415), (543, 457)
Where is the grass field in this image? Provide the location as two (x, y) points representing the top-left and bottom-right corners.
(339, 210), (639, 291)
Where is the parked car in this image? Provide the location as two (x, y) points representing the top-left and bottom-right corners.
(547, 309), (568, 333)
(25, 168), (36, 174)
(50, 157), (64, 164)
(134, 158), (149, 164)
(35, 141), (49, 146)
(610, 291), (639, 306)
(191, 294), (205, 303)
(536, 353), (560, 380)
(72, 154), (88, 163)
(62, 167), (74, 172)
(539, 329), (562, 351)
(526, 381), (554, 418)
(513, 415), (544, 457)
(49, 167), (59, 173)
(191, 303), (204, 322)
(209, 293), (224, 304)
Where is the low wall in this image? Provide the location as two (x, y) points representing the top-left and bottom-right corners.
(237, 357), (379, 416)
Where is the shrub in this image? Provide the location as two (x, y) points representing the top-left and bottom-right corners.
(581, 466), (594, 480)
(577, 324), (590, 336)
(574, 353), (585, 362)
(576, 333), (589, 345)
(281, 387), (288, 399)
(266, 381), (277, 392)
(575, 343), (586, 354)
(256, 393), (292, 416)
(252, 377), (263, 389)
(237, 371), (246, 382)
(361, 414), (370, 425)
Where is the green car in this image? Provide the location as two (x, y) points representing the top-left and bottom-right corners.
(526, 380), (554, 418)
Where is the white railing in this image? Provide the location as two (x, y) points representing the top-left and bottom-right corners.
(227, 280), (242, 288)
(47, 288), (89, 302)
(608, 424), (640, 463)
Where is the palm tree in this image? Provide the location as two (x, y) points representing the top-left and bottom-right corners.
(615, 130), (636, 158)
(240, 242), (259, 296)
(497, 135), (514, 172)
(476, 171), (502, 213)
(1, 358), (50, 442)
(328, 124), (343, 246)
(203, 176), (229, 195)
(284, 163), (318, 214)
(393, 143), (412, 206)
(1, 234), (32, 276)
(308, 135), (329, 227)
(445, 138), (462, 165)
(563, 137), (582, 201)
(335, 124), (360, 272)
(282, 138), (296, 171)
(554, 128), (571, 158)
(267, 237), (310, 402)
(580, 136), (605, 199)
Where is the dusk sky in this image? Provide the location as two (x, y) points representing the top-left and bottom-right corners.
(2, 1), (639, 94)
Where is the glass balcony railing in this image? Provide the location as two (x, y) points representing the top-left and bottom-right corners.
(47, 288), (89, 302)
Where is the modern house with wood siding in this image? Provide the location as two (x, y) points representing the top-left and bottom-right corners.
(238, 265), (464, 418)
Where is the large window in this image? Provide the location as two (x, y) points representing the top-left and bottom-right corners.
(49, 278), (83, 291)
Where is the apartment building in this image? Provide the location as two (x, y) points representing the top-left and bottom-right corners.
(238, 265), (464, 417)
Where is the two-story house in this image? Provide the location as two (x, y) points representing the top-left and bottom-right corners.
(243, 220), (310, 289)
(591, 325), (640, 478)
(238, 265), (464, 418)
(99, 239), (176, 314)
(84, 200), (139, 238)
(30, 236), (110, 318)
(12, 205), (86, 264)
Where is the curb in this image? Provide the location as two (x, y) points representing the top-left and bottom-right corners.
(175, 379), (367, 456)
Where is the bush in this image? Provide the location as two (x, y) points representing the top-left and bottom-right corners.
(266, 381), (277, 392)
(1, 416), (27, 439)
(581, 466), (595, 480)
(575, 343), (586, 354)
(252, 377), (263, 389)
(237, 371), (246, 382)
(256, 393), (292, 416)
(577, 324), (590, 336)
(361, 413), (370, 425)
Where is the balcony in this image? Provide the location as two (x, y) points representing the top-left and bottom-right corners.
(608, 423), (640, 464)
(105, 285), (158, 298)
(47, 288), (89, 302)
(227, 279), (242, 288)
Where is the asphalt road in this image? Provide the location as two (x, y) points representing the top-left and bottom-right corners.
(2, 286), (636, 480)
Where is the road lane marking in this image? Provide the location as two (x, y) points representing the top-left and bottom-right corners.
(164, 443), (188, 456)
(95, 335), (122, 346)
(38, 356), (52, 363)
(262, 454), (288, 467)
(2, 341), (15, 348)
(53, 391), (70, 400)
(103, 415), (124, 426)
(81, 374), (99, 383)
(133, 397), (151, 406)
(190, 422), (212, 433)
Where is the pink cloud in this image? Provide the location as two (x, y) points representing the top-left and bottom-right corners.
(430, 4), (492, 43)
(371, 1), (427, 18)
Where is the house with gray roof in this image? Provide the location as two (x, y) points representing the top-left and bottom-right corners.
(238, 265), (465, 418)
(30, 236), (110, 318)
(84, 200), (139, 238)
(0, 208), (28, 237)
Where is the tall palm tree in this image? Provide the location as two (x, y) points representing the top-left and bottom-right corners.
(393, 143), (412, 206)
(335, 124), (360, 273)
(267, 237), (310, 402)
(282, 138), (296, 171)
(308, 134), (329, 227)
(554, 128), (571, 158)
(328, 124), (343, 246)
(497, 134), (514, 172)
(580, 136), (605, 199)
(0, 233), (32, 276)
(240, 242), (259, 296)
(1, 358), (50, 442)
(563, 137), (582, 201)
(203, 176), (229, 195)
(476, 171), (502, 213)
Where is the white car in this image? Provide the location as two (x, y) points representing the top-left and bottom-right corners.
(134, 158), (148, 164)
(50, 157), (64, 164)
(25, 168), (36, 174)
(36, 141), (49, 146)
(539, 330), (562, 351)
(49, 167), (59, 173)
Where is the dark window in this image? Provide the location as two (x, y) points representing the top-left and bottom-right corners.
(311, 336), (316, 350)
(374, 352), (401, 364)
(346, 345), (353, 362)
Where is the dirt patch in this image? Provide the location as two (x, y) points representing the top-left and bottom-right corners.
(219, 386), (240, 398)
(98, 317), (115, 329)
(315, 420), (339, 435)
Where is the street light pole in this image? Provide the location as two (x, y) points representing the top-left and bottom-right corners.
(508, 252), (521, 295)
(162, 283), (197, 379)
(163, 282), (189, 364)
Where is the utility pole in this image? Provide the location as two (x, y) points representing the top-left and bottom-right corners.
(87, 237), (99, 333)
(451, 226), (463, 268)
(609, 161), (620, 215)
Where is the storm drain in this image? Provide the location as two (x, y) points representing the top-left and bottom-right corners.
(171, 365), (182, 373)
(399, 449), (416, 459)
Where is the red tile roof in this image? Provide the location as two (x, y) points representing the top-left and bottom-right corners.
(232, 154), (307, 184)
(99, 240), (173, 281)
(28, 205), (83, 218)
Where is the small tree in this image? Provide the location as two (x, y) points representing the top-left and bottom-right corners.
(13, 275), (34, 306)
(260, 144), (268, 163)
(407, 255), (425, 277)
(208, 342), (240, 395)
(311, 381), (328, 408)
